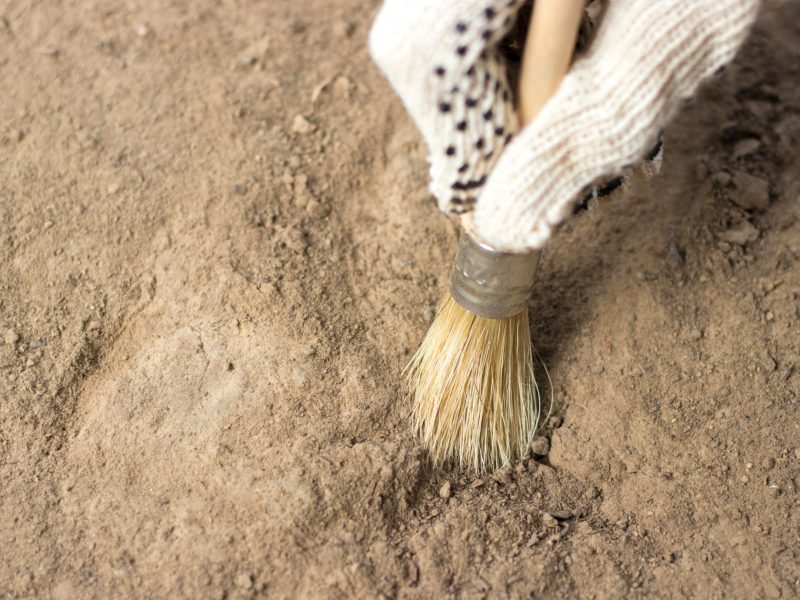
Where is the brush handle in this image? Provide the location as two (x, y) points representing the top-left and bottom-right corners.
(518, 0), (585, 127)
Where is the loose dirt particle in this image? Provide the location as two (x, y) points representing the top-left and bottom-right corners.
(439, 481), (451, 499)
(529, 437), (550, 457)
(292, 115), (314, 134)
(719, 220), (759, 245)
(235, 573), (253, 589)
(730, 171), (770, 211)
(733, 138), (761, 158)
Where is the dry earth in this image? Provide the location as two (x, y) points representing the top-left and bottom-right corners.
(1, 1), (799, 598)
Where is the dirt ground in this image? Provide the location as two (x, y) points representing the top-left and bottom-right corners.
(1, 1), (799, 598)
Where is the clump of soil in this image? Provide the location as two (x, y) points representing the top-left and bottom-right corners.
(1, 1), (798, 598)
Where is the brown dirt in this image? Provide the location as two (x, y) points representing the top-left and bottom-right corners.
(1, 2), (799, 598)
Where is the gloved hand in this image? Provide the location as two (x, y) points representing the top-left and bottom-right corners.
(369, 0), (762, 253)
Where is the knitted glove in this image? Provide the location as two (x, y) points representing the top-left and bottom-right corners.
(370, 0), (762, 253)
(475, 0), (762, 252)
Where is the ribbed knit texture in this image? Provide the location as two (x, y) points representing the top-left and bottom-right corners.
(475, 0), (761, 251)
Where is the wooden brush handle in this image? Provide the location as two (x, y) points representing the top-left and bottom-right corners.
(518, 0), (585, 126)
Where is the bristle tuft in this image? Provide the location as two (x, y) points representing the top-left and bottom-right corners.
(405, 293), (540, 473)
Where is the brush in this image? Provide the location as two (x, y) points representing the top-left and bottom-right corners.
(406, 0), (586, 473)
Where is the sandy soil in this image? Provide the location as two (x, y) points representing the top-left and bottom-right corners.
(1, 1), (799, 598)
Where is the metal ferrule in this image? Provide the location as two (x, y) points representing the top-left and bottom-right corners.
(449, 232), (540, 320)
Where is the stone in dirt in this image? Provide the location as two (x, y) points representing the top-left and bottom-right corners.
(292, 115), (315, 135)
(438, 481), (451, 499)
(733, 138), (761, 159)
(541, 513), (558, 528)
(529, 436), (550, 457)
(549, 510), (573, 521)
(4, 329), (19, 345)
(235, 572), (253, 589)
(758, 350), (776, 372)
(718, 221), (759, 245)
(729, 171), (769, 211)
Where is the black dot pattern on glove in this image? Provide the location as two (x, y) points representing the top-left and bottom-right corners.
(410, 0), (531, 214)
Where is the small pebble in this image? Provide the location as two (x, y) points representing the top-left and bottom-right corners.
(439, 481), (451, 499)
(690, 329), (703, 340)
(135, 23), (151, 38)
(719, 220), (759, 245)
(542, 513), (558, 528)
(730, 171), (769, 211)
(590, 364), (604, 375)
(741, 475), (749, 483)
(235, 572), (253, 589)
(732, 138), (761, 159)
(292, 114), (314, 134)
(332, 75), (352, 98)
(529, 436), (550, 457)
(712, 171), (731, 185)
(491, 467), (513, 486)
(759, 351), (776, 372)
(585, 486), (601, 499)
(761, 457), (775, 470)
(549, 510), (573, 521)
(402, 560), (419, 585)
(305, 199), (327, 218)
(794, 448), (800, 460)
(746, 462), (753, 470)
(4, 330), (19, 345)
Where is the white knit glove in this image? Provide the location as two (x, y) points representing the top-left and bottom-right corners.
(370, 0), (762, 253)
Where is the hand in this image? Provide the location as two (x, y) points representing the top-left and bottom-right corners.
(475, 0), (761, 252)
(370, 0), (762, 253)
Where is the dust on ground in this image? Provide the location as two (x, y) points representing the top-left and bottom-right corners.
(1, 1), (799, 598)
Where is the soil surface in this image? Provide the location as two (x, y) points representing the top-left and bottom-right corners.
(2, 2), (799, 598)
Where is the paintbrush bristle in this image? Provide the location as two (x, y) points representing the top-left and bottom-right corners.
(406, 293), (540, 473)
